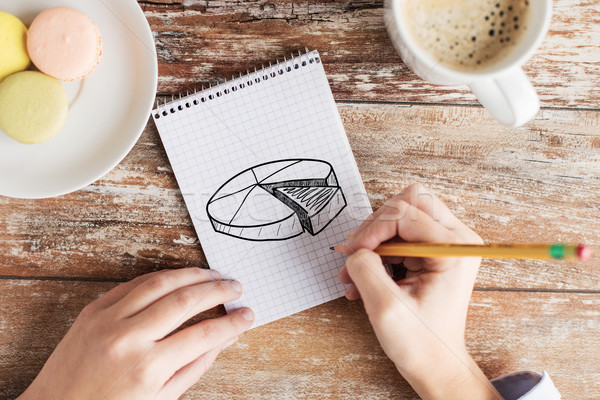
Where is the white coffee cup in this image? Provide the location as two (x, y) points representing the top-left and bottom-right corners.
(384, 0), (552, 127)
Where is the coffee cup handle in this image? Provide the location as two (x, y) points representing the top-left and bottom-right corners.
(469, 67), (540, 128)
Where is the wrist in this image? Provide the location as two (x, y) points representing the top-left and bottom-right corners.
(16, 386), (38, 400)
(395, 348), (501, 400)
(17, 374), (62, 400)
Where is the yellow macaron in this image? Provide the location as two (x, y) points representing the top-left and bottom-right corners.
(0, 71), (68, 144)
(0, 11), (31, 81)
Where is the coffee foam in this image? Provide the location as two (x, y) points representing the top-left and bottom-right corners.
(404, 0), (531, 71)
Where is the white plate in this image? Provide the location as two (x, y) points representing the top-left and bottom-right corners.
(0, 0), (157, 198)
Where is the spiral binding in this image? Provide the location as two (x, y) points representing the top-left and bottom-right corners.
(153, 48), (320, 120)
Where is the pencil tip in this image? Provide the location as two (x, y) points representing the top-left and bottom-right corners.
(329, 246), (335, 251)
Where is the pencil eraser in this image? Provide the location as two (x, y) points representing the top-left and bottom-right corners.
(576, 244), (592, 261)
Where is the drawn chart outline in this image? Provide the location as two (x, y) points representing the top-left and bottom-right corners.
(206, 159), (347, 241)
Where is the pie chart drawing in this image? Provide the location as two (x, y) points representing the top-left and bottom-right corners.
(206, 159), (347, 241)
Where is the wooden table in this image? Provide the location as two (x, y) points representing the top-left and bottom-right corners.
(1, 1), (599, 398)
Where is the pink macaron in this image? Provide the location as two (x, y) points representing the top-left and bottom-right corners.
(27, 6), (102, 81)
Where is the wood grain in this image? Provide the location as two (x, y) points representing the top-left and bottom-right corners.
(1, 280), (598, 399)
(1, 1), (598, 399)
(1, 104), (597, 290)
(343, 103), (600, 291)
(143, 0), (600, 108)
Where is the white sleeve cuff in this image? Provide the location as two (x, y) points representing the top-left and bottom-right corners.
(491, 371), (561, 400)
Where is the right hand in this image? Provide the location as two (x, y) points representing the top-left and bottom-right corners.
(337, 184), (500, 399)
(18, 268), (254, 400)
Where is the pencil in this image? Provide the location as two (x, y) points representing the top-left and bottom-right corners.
(330, 242), (592, 261)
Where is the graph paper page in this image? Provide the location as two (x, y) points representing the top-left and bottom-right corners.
(153, 51), (372, 327)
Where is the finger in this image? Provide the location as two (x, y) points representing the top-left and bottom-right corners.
(344, 197), (420, 251)
(346, 200), (392, 240)
(344, 201), (414, 252)
(154, 308), (254, 372)
(337, 266), (353, 284)
(346, 200), (456, 254)
(338, 267), (359, 299)
(345, 284), (361, 300)
(346, 184), (440, 240)
(158, 337), (237, 400)
(350, 184), (462, 241)
(396, 184), (483, 244)
(384, 203), (459, 272)
(128, 280), (243, 340)
(345, 249), (401, 314)
(113, 268), (222, 318)
(394, 183), (463, 230)
(91, 271), (163, 310)
(157, 347), (221, 400)
(402, 257), (424, 272)
(381, 256), (405, 265)
(348, 212), (378, 239)
(336, 206), (399, 255)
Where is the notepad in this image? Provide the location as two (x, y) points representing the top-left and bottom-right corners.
(152, 50), (372, 327)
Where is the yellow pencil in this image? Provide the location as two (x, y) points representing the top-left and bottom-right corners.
(331, 242), (592, 261)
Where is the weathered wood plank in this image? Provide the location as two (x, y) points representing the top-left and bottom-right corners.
(142, 0), (600, 108)
(465, 291), (600, 400)
(0, 280), (598, 399)
(0, 104), (597, 290)
(343, 104), (600, 291)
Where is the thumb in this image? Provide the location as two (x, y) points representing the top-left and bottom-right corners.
(345, 249), (401, 316)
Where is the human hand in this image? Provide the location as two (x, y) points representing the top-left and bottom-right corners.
(18, 268), (254, 400)
(337, 184), (500, 399)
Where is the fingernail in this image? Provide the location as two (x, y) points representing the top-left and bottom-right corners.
(229, 280), (242, 293)
(240, 308), (254, 321)
(345, 287), (354, 299)
(347, 230), (357, 240)
(209, 270), (221, 280)
(223, 337), (237, 349)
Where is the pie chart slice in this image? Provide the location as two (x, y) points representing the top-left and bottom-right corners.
(252, 159), (299, 182)
(210, 169), (257, 202)
(271, 186), (346, 235)
(259, 159), (338, 187)
(207, 159), (347, 241)
(207, 184), (304, 241)
(206, 185), (255, 223)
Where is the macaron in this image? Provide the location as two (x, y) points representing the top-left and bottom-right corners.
(0, 71), (68, 144)
(27, 6), (102, 81)
(0, 11), (31, 81)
